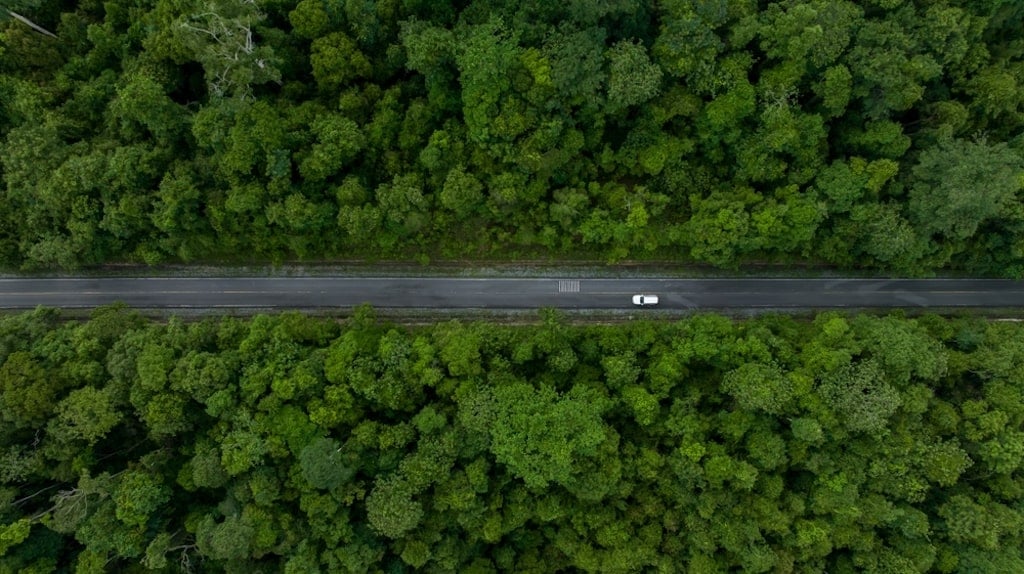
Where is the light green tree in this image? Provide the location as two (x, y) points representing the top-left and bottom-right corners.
(606, 40), (663, 112)
(365, 475), (423, 539)
(485, 382), (611, 490)
(818, 360), (901, 433)
(908, 138), (1024, 240)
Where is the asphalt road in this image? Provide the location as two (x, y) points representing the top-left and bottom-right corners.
(1, 277), (1023, 309)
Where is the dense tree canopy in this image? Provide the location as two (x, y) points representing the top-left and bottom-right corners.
(0, 0), (1023, 273)
(1, 306), (1023, 571)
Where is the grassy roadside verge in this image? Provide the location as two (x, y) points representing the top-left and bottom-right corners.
(0, 258), (975, 279)
(29, 305), (1024, 325)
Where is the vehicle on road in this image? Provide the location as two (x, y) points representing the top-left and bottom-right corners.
(632, 294), (659, 306)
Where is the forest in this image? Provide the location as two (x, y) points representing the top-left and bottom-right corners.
(1, 0), (1024, 273)
(0, 306), (1023, 572)
(5, 2), (1024, 573)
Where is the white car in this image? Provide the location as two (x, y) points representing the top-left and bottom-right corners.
(632, 294), (659, 306)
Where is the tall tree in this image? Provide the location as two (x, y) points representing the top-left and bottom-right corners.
(908, 137), (1024, 240)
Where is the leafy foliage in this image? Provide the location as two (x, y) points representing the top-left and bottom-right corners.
(0, 0), (1022, 273)
(1, 307), (1023, 571)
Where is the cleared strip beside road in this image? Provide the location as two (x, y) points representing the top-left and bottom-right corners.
(1, 277), (1024, 309)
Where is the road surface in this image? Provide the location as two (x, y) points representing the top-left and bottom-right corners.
(1, 277), (1022, 309)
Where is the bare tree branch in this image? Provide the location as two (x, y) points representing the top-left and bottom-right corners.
(11, 482), (65, 508)
(5, 9), (57, 38)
